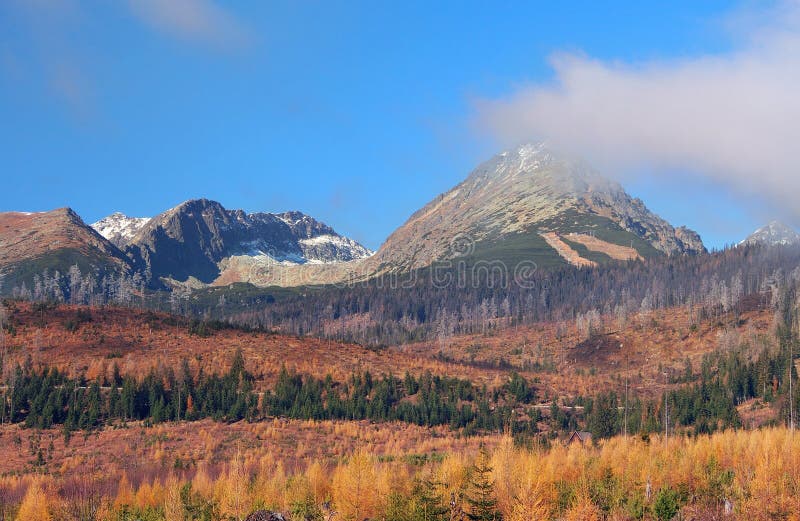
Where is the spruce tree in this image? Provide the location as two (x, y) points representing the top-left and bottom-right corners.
(411, 477), (449, 521)
(466, 447), (502, 521)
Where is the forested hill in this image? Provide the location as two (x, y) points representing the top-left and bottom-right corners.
(229, 243), (800, 346)
(2, 297), (796, 443)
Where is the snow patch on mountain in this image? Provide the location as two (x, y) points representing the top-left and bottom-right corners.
(298, 234), (374, 263)
(740, 220), (800, 247)
(91, 212), (151, 248)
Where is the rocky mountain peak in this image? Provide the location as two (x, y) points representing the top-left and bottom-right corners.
(741, 220), (800, 247)
(367, 144), (705, 274)
(275, 211), (336, 239)
(475, 143), (617, 196)
(124, 199), (373, 286)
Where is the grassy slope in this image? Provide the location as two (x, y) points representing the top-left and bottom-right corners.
(462, 209), (662, 269)
(537, 208), (662, 259)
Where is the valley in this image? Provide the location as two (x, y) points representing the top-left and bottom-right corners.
(2, 145), (800, 520)
(7, 2), (800, 517)
(0, 289), (792, 520)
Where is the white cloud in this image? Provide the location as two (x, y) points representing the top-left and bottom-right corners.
(475, 1), (800, 219)
(127, 0), (253, 49)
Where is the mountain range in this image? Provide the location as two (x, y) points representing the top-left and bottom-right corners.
(0, 201), (373, 292)
(1, 142), (764, 294)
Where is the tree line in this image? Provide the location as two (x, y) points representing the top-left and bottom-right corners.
(1, 350), (546, 440)
(229, 244), (800, 347)
(7, 339), (798, 443)
(6, 244), (800, 351)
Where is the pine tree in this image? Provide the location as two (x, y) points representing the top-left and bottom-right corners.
(587, 391), (619, 439)
(410, 476), (449, 521)
(466, 447), (502, 521)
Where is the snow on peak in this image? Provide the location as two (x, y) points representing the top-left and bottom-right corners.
(741, 220), (800, 247)
(91, 212), (151, 248)
(516, 142), (549, 157)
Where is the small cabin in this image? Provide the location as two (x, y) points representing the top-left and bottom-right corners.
(567, 430), (593, 446)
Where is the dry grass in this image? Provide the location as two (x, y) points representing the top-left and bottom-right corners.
(540, 231), (597, 267)
(565, 232), (642, 261)
(1, 303), (509, 389)
(395, 305), (775, 400)
(0, 418), (498, 480)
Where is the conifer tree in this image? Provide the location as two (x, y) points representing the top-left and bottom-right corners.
(466, 447), (501, 521)
(410, 476), (448, 521)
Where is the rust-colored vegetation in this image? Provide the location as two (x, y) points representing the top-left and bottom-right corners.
(2, 427), (800, 520)
(0, 298), (792, 520)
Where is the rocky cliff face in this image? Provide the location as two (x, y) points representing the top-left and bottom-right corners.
(277, 211), (373, 262)
(125, 199), (373, 285)
(579, 187), (706, 256)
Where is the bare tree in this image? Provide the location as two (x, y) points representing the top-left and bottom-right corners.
(0, 303), (6, 425)
(58, 475), (105, 521)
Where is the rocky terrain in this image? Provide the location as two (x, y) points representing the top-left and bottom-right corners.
(123, 199), (372, 286)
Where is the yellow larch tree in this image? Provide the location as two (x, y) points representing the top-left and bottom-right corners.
(305, 460), (330, 503)
(15, 479), (51, 521)
(113, 474), (135, 509)
(219, 447), (250, 521)
(164, 476), (184, 521)
(331, 450), (380, 521)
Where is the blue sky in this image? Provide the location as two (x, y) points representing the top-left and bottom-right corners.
(0, 1), (783, 250)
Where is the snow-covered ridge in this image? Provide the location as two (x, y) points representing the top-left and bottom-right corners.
(298, 234), (374, 263)
(235, 234), (373, 266)
(91, 212), (151, 248)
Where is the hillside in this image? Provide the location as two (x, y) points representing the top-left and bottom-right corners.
(0, 302), (504, 388)
(0, 296), (793, 520)
(0, 209), (130, 291)
(0, 294), (777, 408)
(0, 291), (794, 521)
